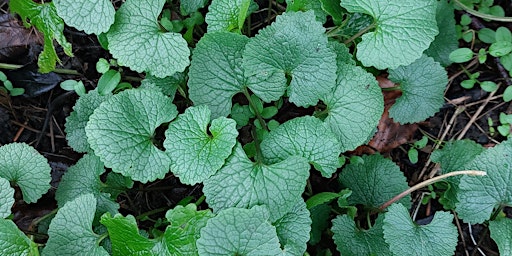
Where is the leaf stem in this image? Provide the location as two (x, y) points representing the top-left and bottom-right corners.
(135, 206), (169, 221)
(0, 63), (81, 75)
(343, 23), (376, 45)
(251, 124), (264, 164)
(242, 87), (268, 132)
(195, 195), (205, 206)
(453, 0), (512, 22)
(379, 170), (487, 211)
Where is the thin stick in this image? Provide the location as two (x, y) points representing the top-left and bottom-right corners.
(456, 86), (499, 140)
(379, 170), (486, 211)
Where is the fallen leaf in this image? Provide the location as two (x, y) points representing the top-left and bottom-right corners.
(0, 13), (42, 63)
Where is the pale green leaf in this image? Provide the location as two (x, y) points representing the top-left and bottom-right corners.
(339, 154), (411, 209)
(163, 204), (214, 255)
(457, 139), (512, 223)
(65, 89), (110, 153)
(206, 0), (257, 32)
(53, 0), (115, 34)
(329, 41), (356, 67)
(273, 199), (311, 256)
(323, 64), (383, 152)
(188, 32), (249, 118)
(164, 105), (238, 185)
(0, 178), (13, 218)
(430, 140), (484, 210)
(0, 219), (38, 256)
(44, 194), (109, 256)
(0, 143), (51, 203)
(10, 0), (73, 73)
(141, 73), (185, 101)
(341, 0), (438, 69)
(243, 11), (336, 107)
(196, 206), (283, 255)
(85, 88), (177, 183)
(332, 215), (392, 256)
(383, 203), (458, 256)
(489, 218), (512, 255)
(260, 116), (341, 177)
(101, 213), (168, 255)
(388, 55), (447, 124)
(449, 48), (474, 63)
(203, 144), (310, 221)
(102, 172), (134, 199)
(424, 0), (458, 67)
(55, 154), (119, 215)
(106, 0), (190, 78)
(286, 0), (327, 23)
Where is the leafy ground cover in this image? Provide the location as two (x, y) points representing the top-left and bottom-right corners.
(1, 0), (512, 255)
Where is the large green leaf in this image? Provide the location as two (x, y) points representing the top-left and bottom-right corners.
(106, 0), (190, 78)
(430, 140), (484, 210)
(164, 105), (238, 185)
(188, 32), (249, 118)
(0, 219), (38, 256)
(163, 204), (214, 255)
(85, 88), (177, 183)
(332, 215), (392, 256)
(65, 89), (111, 153)
(339, 154), (411, 209)
(489, 218), (512, 255)
(205, 0), (256, 32)
(260, 116), (341, 177)
(0, 143), (51, 203)
(243, 10), (336, 107)
(273, 199), (311, 256)
(44, 194), (109, 256)
(141, 73), (185, 101)
(55, 154), (119, 215)
(203, 144), (310, 221)
(341, 0), (438, 69)
(388, 55), (447, 124)
(456, 139), (512, 223)
(53, 0), (115, 34)
(383, 203), (458, 256)
(323, 63), (383, 152)
(10, 0), (73, 73)
(286, 0), (327, 23)
(424, 0), (458, 67)
(196, 206), (283, 255)
(180, 0), (208, 15)
(0, 178), (13, 218)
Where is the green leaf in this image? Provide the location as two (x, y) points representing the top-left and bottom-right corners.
(456, 139), (512, 223)
(341, 0), (438, 69)
(44, 194), (109, 256)
(332, 215), (392, 256)
(230, 103), (254, 128)
(489, 218), (512, 255)
(0, 143), (51, 203)
(106, 0), (190, 78)
(85, 88), (177, 183)
(449, 48), (474, 63)
(388, 55), (447, 124)
(309, 204), (331, 245)
(323, 64), (383, 152)
(495, 26), (512, 42)
(97, 70), (121, 95)
(55, 154), (119, 215)
(188, 32), (249, 118)
(273, 199), (311, 256)
(203, 144), (310, 221)
(480, 81), (498, 92)
(320, 0), (344, 24)
(53, 0), (115, 34)
(196, 206), (283, 255)
(65, 89), (111, 153)
(10, 0), (73, 73)
(164, 105), (238, 185)
(101, 213), (163, 255)
(503, 85), (512, 102)
(430, 140), (484, 210)
(286, 0), (327, 23)
(306, 192), (340, 209)
(478, 28), (496, 44)
(383, 203), (458, 256)
(205, 0), (257, 32)
(408, 148), (418, 164)
(163, 204), (214, 255)
(424, 0), (458, 67)
(0, 178), (13, 218)
(243, 11), (336, 107)
(489, 41), (512, 57)
(0, 219), (38, 256)
(180, 0), (208, 15)
(141, 73), (184, 101)
(260, 116), (341, 177)
(339, 154), (411, 209)
(329, 41), (356, 67)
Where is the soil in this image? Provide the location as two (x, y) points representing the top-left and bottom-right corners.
(1, 0), (511, 255)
